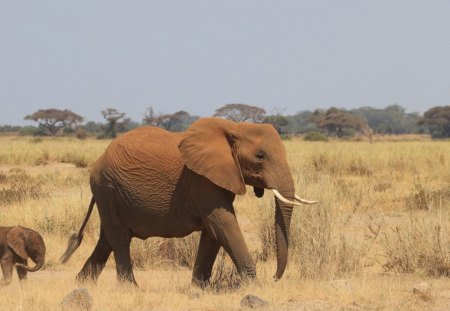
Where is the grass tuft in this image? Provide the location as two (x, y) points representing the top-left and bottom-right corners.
(380, 215), (450, 277)
(0, 169), (48, 204)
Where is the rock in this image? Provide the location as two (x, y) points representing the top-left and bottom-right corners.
(61, 288), (94, 311)
(412, 282), (432, 301)
(240, 294), (269, 309)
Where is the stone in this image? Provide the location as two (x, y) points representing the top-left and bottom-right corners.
(61, 288), (94, 311)
(240, 294), (269, 309)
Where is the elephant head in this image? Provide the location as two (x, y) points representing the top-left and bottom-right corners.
(179, 118), (317, 280)
(6, 226), (46, 272)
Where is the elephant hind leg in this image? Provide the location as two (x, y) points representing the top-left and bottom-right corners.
(192, 230), (220, 288)
(77, 228), (112, 283)
(99, 220), (137, 285)
(92, 189), (137, 285)
(16, 258), (28, 281)
(111, 236), (136, 285)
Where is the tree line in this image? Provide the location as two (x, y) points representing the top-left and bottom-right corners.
(1, 104), (449, 139)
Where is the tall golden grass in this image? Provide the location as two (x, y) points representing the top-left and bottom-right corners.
(0, 135), (449, 310)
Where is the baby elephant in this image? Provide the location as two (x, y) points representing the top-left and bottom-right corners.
(0, 226), (46, 286)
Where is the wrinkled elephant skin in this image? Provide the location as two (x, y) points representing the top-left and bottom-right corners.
(61, 117), (309, 287)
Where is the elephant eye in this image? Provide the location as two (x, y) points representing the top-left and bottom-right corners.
(255, 151), (265, 160)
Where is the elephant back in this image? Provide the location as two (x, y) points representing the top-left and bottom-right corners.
(89, 126), (186, 208)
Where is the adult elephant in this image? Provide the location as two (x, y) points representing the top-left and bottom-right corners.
(61, 117), (317, 287)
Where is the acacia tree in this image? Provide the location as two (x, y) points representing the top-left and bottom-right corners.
(263, 108), (289, 134)
(101, 108), (125, 138)
(214, 103), (266, 123)
(24, 108), (83, 136)
(313, 107), (369, 138)
(417, 106), (450, 138)
(143, 107), (198, 132)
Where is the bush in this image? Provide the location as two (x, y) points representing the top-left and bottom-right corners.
(303, 131), (328, 142)
(61, 153), (88, 168)
(130, 233), (200, 269)
(0, 169), (48, 204)
(76, 129), (89, 140)
(406, 180), (450, 211)
(380, 216), (450, 277)
(257, 202), (363, 278)
(19, 126), (44, 136)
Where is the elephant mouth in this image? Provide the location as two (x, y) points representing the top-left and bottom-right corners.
(253, 187), (264, 198)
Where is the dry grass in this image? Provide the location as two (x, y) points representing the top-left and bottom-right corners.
(0, 136), (107, 166)
(0, 135), (449, 310)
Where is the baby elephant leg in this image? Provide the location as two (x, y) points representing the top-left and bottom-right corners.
(1, 255), (14, 286)
(16, 257), (28, 281)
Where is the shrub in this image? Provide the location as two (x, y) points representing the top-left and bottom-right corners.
(303, 131), (328, 142)
(19, 126), (42, 136)
(257, 202), (364, 278)
(157, 234), (199, 268)
(61, 153), (88, 168)
(76, 129), (89, 140)
(208, 250), (241, 291)
(34, 151), (51, 165)
(0, 169), (48, 204)
(380, 216), (450, 276)
(130, 233), (200, 269)
(406, 180), (450, 211)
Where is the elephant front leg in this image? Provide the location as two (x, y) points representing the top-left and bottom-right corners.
(192, 229), (221, 288)
(16, 258), (28, 281)
(205, 208), (256, 280)
(1, 257), (14, 286)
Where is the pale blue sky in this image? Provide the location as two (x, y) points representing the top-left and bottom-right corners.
(1, 1), (449, 125)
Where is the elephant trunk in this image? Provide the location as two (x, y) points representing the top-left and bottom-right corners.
(15, 252), (45, 272)
(274, 196), (294, 280)
(272, 169), (296, 280)
(16, 231), (46, 273)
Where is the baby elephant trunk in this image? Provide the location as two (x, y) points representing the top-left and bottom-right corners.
(15, 253), (45, 272)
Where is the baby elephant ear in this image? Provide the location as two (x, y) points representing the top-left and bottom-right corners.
(179, 118), (246, 195)
(6, 226), (29, 259)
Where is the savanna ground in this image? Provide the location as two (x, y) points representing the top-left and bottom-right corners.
(0, 134), (449, 310)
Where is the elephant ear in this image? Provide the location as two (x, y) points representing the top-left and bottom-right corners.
(179, 118), (246, 195)
(6, 226), (29, 259)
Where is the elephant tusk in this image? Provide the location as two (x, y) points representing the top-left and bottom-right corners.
(272, 189), (303, 207)
(294, 194), (319, 205)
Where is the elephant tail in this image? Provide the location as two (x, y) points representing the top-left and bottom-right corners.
(60, 196), (96, 264)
